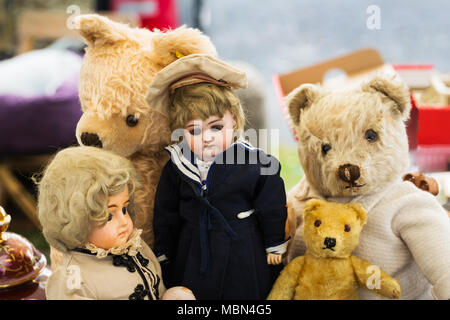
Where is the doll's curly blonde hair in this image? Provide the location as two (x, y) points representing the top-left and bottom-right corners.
(35, 146), (141, 252)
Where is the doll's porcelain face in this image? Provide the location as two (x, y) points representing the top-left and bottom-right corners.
(87, 186), (133, 249)
(184, 110), (236, 161)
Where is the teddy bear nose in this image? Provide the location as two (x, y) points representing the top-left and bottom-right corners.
(80, 132), (103, 148)
(338, 164), (360, 183)
(324, 237), (336, 249)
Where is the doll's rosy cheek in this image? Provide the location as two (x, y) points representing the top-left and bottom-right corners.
(87, 222), (118, 249)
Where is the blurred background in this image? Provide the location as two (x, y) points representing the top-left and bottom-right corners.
(0, 0), (449, 266)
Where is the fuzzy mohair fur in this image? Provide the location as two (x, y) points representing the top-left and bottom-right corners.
(268, 199), (401, 300)
(74, 14), (217, 249)
(288, 74), (411, 198)
(285, 74), (412, 243)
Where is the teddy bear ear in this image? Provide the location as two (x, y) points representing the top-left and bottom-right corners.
(349, 203), (367, 226)
(285, 84), (321, 127)
(361, 73), (411, 121)
(303, 198), (325, 218)
(74, 14), (129, 47)
(147, 26), (217, 69)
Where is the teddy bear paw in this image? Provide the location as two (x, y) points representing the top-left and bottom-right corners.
(385, 282), (402, 299)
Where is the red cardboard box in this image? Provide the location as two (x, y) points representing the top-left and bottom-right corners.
(394, 65), (450, 171)
(394, 64), (450, 146)
(416, 105), (450, 145)
(111, 0), (179, 30)
(273, 48), (418, 150)
(273, 48), (450, 152)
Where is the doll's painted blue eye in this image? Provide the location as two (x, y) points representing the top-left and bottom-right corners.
(211, 125), (224, 131)
(189, 128), (202, 136)
(122, 207), (127, 215)
(107, 213), (113, 221)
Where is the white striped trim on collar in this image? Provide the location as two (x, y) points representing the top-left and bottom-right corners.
(165, 139), (262, 184)
(165, 144), (202, 185)
(172, 144), (200, 176)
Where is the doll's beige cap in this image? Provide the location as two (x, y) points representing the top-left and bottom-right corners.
(146, 54), (248, 117)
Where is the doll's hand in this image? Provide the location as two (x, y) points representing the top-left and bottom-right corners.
(162, 286), (196, 300)
(267, 253), (282, 265)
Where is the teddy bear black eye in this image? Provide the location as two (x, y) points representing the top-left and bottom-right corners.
(365, 129), (378, 142)
(126, 115), (139, 127)
(321, 144), (332, 155)
(314, 220), (321, 227)
(344, 224), (351, 232)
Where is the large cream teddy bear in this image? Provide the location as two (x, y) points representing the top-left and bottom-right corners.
(285, 74), (450, 300)
(73, 14), (217, 249)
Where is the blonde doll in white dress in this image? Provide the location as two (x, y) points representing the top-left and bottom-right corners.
(36, 146), (193, 300)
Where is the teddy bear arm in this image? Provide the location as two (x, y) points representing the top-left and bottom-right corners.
(350, 256), (401, 299)
(267, 256), (305, 300)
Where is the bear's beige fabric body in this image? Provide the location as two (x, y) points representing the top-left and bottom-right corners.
(45, 237), (165, 300)
(287, 177), (450, 300)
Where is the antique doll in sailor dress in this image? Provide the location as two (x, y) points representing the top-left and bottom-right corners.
(36, 146), (193, 300)
(147, 54), (289, 300)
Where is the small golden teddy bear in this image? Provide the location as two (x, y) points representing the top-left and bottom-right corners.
(268, 199), (401, 300)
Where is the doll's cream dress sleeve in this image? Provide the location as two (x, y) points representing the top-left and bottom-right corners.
(45, 251), (97, 300)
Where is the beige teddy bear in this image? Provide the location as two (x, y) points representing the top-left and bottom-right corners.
(268, 199), (401, 300)
(73, 14), (217, 251)
(285, 74), (450, 300)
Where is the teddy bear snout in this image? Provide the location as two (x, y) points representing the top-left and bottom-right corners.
(338, 164), (360, 183)
(323, 237), (336, 250)
(80, 132), (103, 148)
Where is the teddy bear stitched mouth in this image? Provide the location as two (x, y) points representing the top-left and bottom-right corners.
(344, 182), (366, 189)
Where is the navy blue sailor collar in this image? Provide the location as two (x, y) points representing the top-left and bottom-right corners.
(164, 138), (260, 186)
